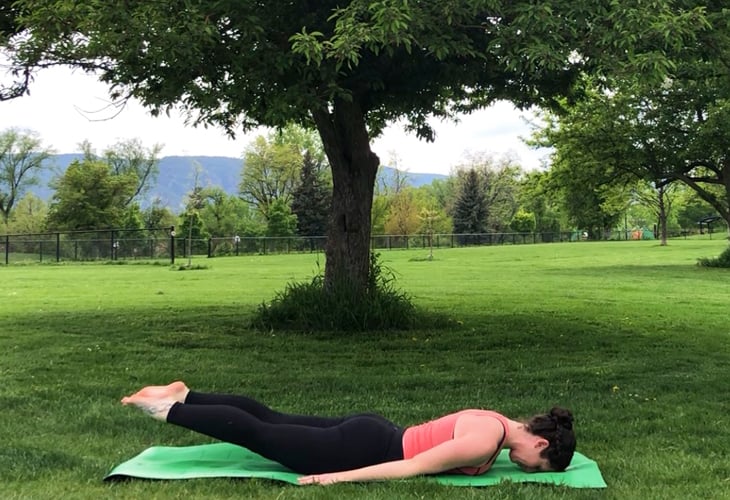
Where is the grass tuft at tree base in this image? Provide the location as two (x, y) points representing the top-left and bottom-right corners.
(697, 244), (730, 268)
(256, 253), (419, 332)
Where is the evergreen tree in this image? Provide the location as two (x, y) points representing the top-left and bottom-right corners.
(452, 169), (487, 236)
(290, 150), (331, 237)
(266, 198), (297, 237)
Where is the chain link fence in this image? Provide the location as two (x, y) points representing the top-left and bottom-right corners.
(1, 227), (176, 265)
(4, 226), (716, 265)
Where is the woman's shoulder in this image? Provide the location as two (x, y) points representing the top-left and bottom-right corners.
(457, 409), (507, 419)
(453, 410), (507, 437)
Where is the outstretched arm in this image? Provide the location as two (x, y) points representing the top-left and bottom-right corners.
(298, 457), (422, 485)
(297, 434), (496, 485)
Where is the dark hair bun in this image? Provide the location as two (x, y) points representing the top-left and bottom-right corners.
(549, 407), (574, 430)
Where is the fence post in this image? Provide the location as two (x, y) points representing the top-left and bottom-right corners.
(56, 233), (60, 262)
(39, 240), (43, 263)
(207, 238), (212, 258)
(4, 235), (8, 265)
(170, 226), (176, 265)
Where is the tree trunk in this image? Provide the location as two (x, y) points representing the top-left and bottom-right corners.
(657, 185), (668, 246)
(676, 165), (730, 239)
(708, 177), (730, 239)
(311, 98), (379, 294)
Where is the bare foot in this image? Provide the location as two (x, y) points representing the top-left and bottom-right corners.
(121, 393), (177, 421)
(121, 381), (189, 405)
(121, 381), (189, 421)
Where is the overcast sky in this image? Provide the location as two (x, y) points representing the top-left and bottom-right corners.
(1, 66), (551, 175)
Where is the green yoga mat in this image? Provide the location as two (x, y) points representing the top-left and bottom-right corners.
(105, 443), (607, 488)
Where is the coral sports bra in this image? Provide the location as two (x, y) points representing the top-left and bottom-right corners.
(401, 409), (509, 475)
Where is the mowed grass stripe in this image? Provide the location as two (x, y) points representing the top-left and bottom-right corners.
(1, 239), (728, 499)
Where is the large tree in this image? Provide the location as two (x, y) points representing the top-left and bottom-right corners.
(538, 2), (730, 239)
(239, 135), (302, 221)
(630, 181), (678, 245)
(47, 159), (137, 230)
(384, 188), (421, 236)
(544, 144), (631, 240)
(536, 77), (727, 243)
(674, 186), (721, 230)
(80, 139), (162, 207)
(142, 199), (178, 231)
(0, 3), (20, 40)
(199, 186), (264, 238)
(470, 154), (521, 232)
(0, 128), (53, 224)
(0, 1), (29, 101)
(8, 0), (706, 293)
(4, 192), (47, 234)
(517, 171), (563, 239)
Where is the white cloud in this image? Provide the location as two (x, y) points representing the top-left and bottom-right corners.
(371, 103), (549, 174)
(1, 66), (260, 158)
(1, 66), (549, 175)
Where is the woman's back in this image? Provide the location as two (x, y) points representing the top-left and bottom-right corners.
(402, 410), (510, 475)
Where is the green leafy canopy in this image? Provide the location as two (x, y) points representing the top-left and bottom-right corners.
(10, 1), (707, 140)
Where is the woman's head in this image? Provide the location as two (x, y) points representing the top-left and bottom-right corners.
(525, 407), (576, 471)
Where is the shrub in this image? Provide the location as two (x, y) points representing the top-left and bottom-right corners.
(176, 263), (209, 271)
(697, 245), (730, 268)
(213, 241), (235, 257)
(256, 253), (417, 332)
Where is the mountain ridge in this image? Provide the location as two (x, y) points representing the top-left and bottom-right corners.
(30, 155), (448, 210)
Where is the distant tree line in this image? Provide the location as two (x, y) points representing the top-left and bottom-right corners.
(1, 123), (723, 246)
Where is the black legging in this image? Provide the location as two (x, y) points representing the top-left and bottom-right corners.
(166, 391), (405, 474)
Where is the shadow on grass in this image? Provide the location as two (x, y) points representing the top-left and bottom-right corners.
(545, 263), (730, 278)
(5, 294), (728, 404)
(0, 446), (85, 480)
(3, 302), (457, 340)
(4, 301), (726, 359)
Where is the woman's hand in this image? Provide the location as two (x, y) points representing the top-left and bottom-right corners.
(297, 473), (344, 485)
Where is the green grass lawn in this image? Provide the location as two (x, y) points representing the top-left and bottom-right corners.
(1, 239), (729, 499)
